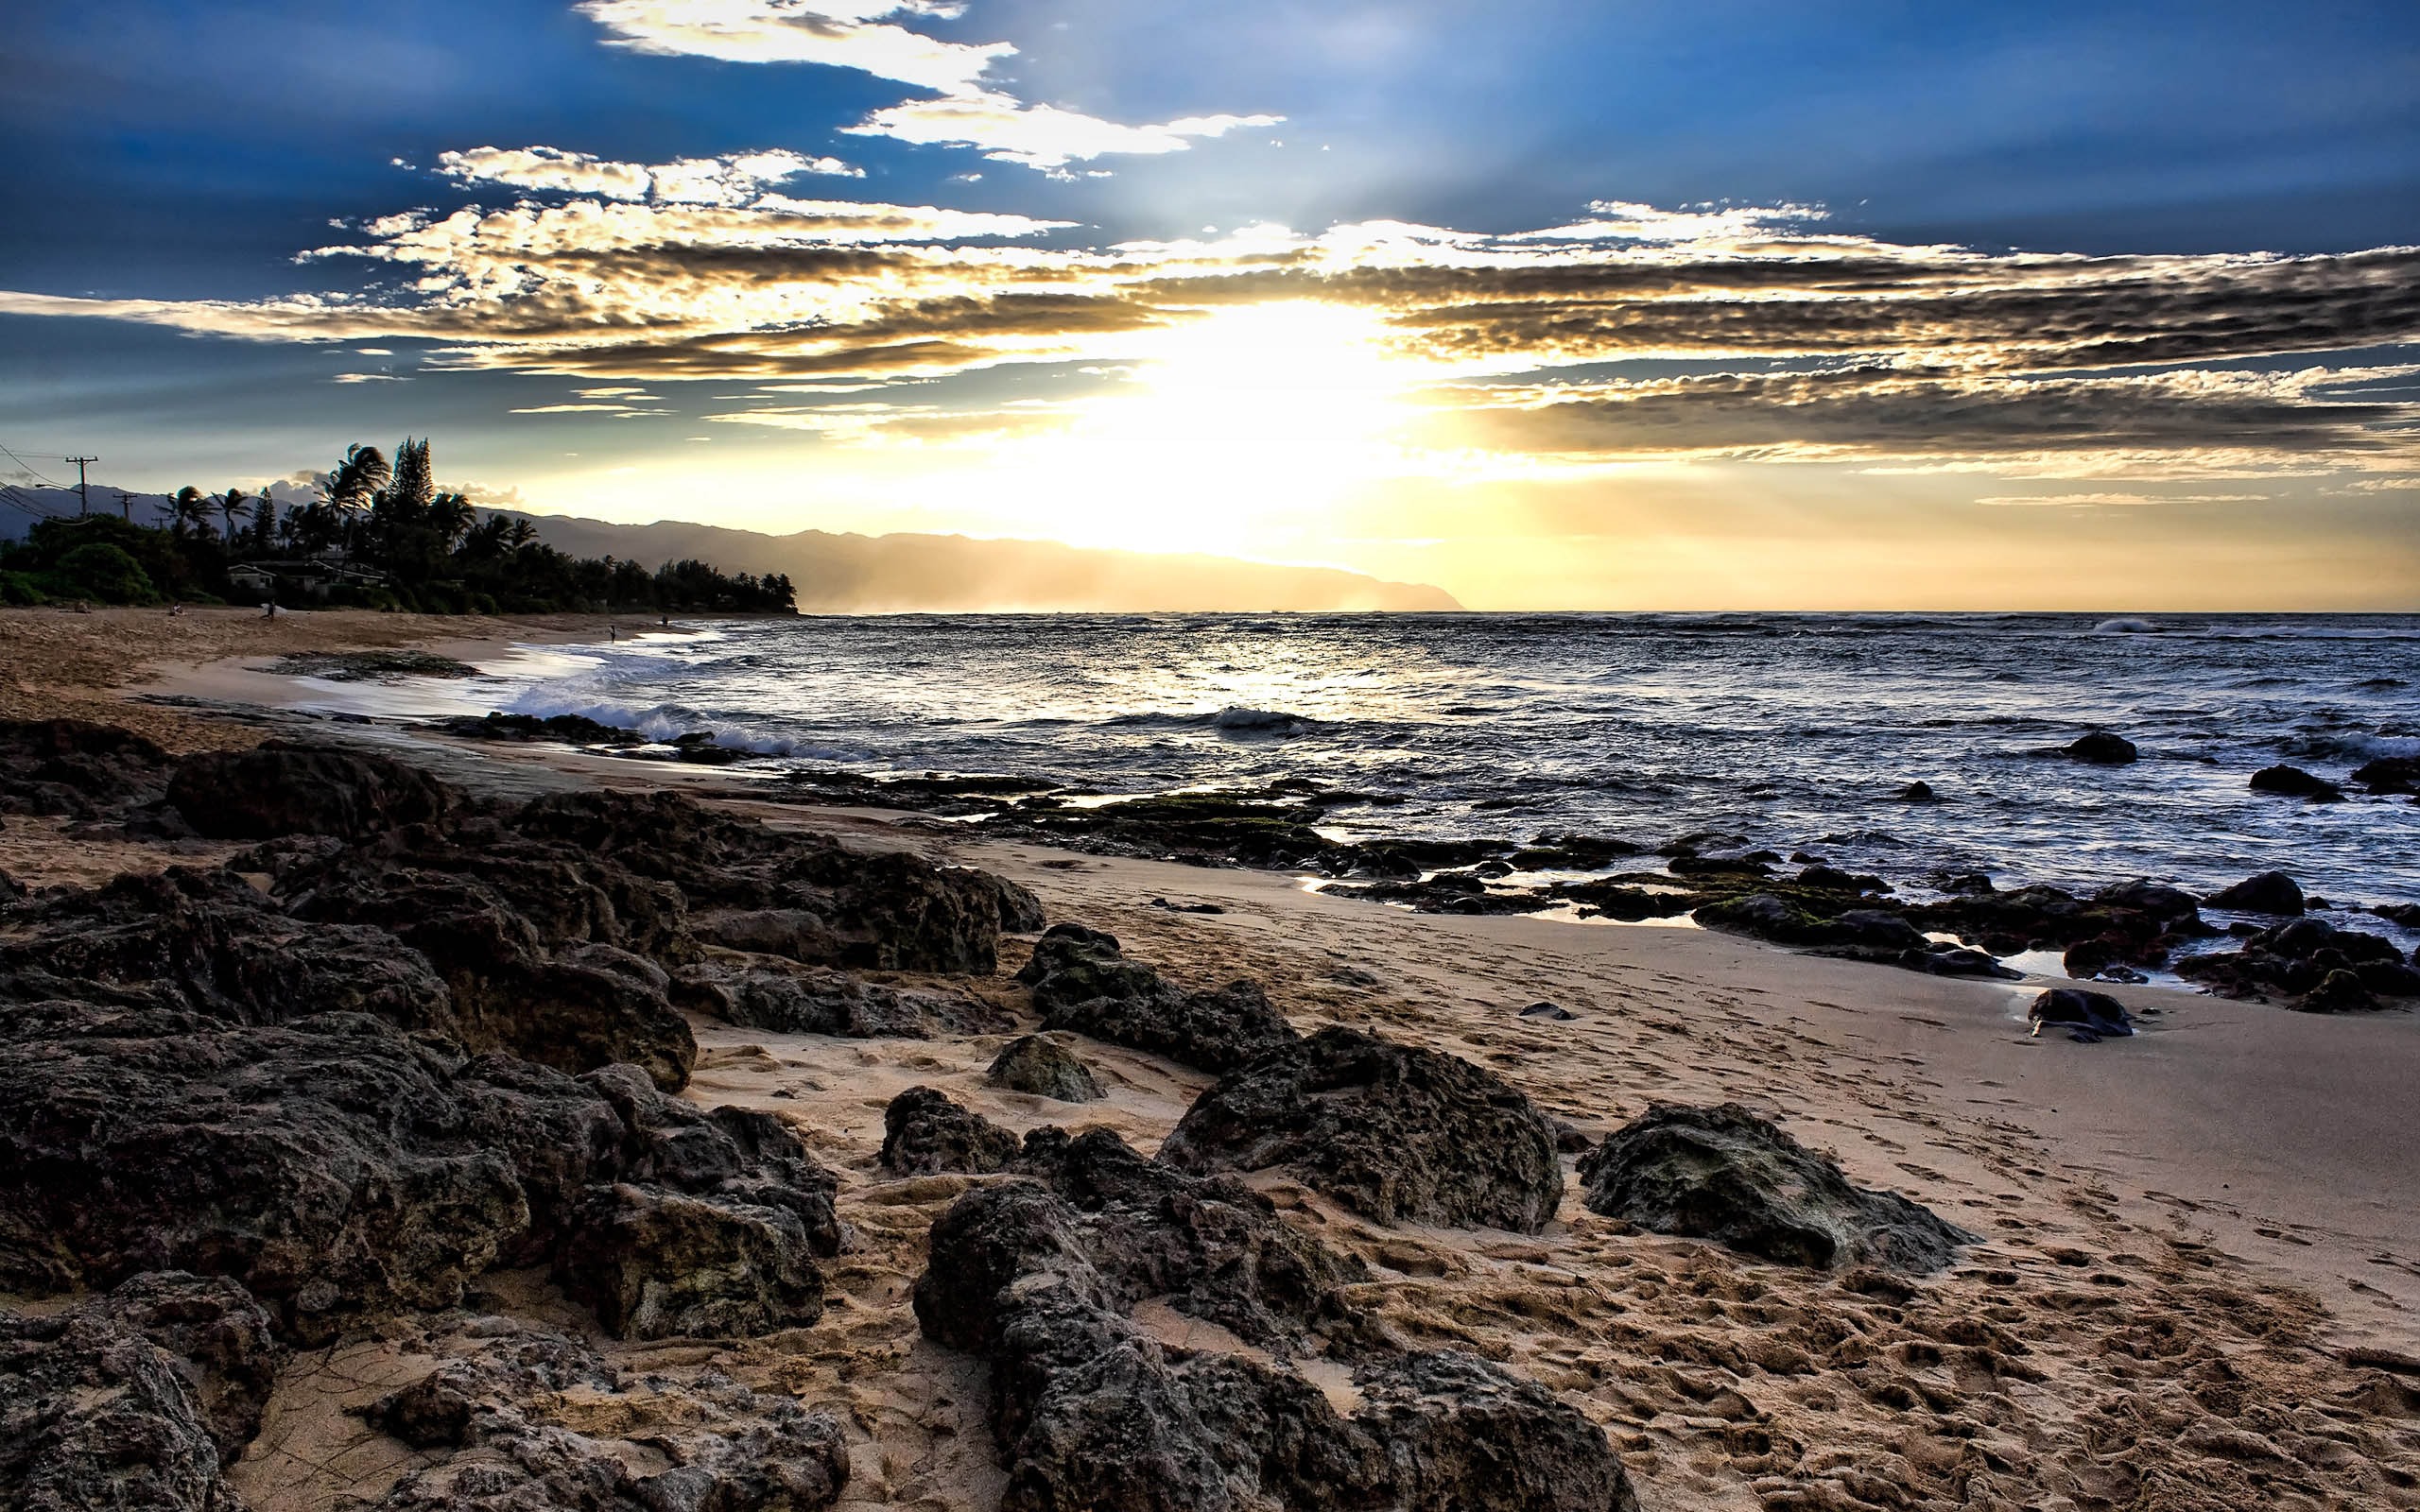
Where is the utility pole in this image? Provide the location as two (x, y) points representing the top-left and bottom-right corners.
(115, 490), (135, 522)
(66, 455), (98, 516)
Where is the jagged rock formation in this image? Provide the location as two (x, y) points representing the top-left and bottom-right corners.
(1579, 1103), (1974, 1274)
(880, 1086), (1024, 1177)
(1158, 1025), (1564, 1232)
(1017, 923), (1299, 1073)
(368, 1319), (849, 1511)
(915, 1127), (1636, 1512)
(0, 1272), (279, 1512)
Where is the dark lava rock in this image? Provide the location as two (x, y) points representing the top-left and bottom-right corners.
(881, 1086), (1022, 1177)
(1579, 1103), (1973, 1274)
(435, 710), (641, 745)
(915, 1128), (1634, 1512)
(1019, 923), (1299, 1074)
(676, 956), (1007, 1039)
(2209, 870), (2306, 916)
(1695, 892), (1926, 952)
(1520, 1002), (1579, 1021)
(2301, 969), (2383, 1014)
(168, 740), (453, 839)
(370, 1318), (848, 1512)
(0, 718), (181, 819)
(1896, 781), (1937, 802)
(2376, 902), (2420, 929)
(2030, 988), (2136, 1040)
(508, 787), (1010, 973)
(2354, 756), (2420, 796)
(1547, 879), (1694, 920)
(0, 1272), (279, 1512)
(1323, 870), (1557, 916)
(988, 1034), (1105, 1102)
(2176, 916), (2418, 1007)
(2065, 730), (2139, 765)
(556, 1181), (828, 1339)
(2250, 765), (2345, 801)
(1149, 896), (1227, 914)
(0, 864), (458, 1035)
(0, 1008), (835, 1344)
(1158, 1025), (1563, 1232)
(1910, 879), (2210, 969)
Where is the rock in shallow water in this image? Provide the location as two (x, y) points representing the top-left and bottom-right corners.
(1158, 1025), (1564, 1232)
(2065, 730), (2138, 765)
(1579, 1102), (1974, 1274)
(2209, 869), (2306, 916)
(2249, 765), (2345, 801)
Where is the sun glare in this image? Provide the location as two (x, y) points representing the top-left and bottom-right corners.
(996, 301), (1416, 555)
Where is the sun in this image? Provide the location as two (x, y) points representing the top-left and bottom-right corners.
(994, 301), (1417, 555)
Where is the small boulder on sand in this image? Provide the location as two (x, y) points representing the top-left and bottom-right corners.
(1158, 1025), (1564, 1232)
(985, 1033), (1104, 1102)
(1579, 1102), (1974, 1274)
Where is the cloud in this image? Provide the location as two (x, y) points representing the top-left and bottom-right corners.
(1970, 491), (2267, 507)
(436, 145), (861, 204)
(845, 93), (1281, 171)
(4, 184), (2417, 479)
(575, 0), (1011, 92)
(573, 0), (1281, 173)
(331, 371), (409, 383)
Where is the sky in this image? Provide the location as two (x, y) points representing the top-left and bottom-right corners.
(3, 0), (2417, 609)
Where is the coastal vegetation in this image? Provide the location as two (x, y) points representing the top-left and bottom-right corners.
(0, 438), (795, 614)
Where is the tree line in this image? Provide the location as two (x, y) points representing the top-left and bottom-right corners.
(0, 439), (795, 615)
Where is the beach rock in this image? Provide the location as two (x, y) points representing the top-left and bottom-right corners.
(2376, 902), (2420, 929)
(967, 869), (1048, 934)
(2250, 765), (2344, 801)
(0, 868), (22, 904)
(2030, 988), (2136, 1040)
(2354, 756), (2420, 795)
(0, 1272), (279, 1512)
(2209, 870), (2306, 915)
(506, 787), (1009, 972)
(0, 718), (181, 819)
(676, 957), (1007, 1039)
(2176, 916), (2418, 1006)
(167, 740), (453, 839)
(2065, 731), (2138, 765)
(0, 1006), (832, 1343)
(1520, 1001), (1580, 1021)
(1, 864), (458, 1036)
(436, 710), (642, 745)
(2300, 969), (2382, 1014)
(1159, 1026), (1563, 1232)
(881, 1086), (1022, 1177)
(554, 1181), (828, 1339)
(693, 906), (848, 962)
(1323, 870), (1557, 915)
(1695, 891), (1926, 953)
(1910, 879), (2209, 969)
(987, 1034), (1105, 1102)
(283, 866), (696, 1089)
(1579, 1103), (1974, 1273)
(370, 1319), (849, 1512)
(1021, 924), (1300, 1074)
(1548, 879), (1694, 920)
(915, 1130), (1634, 1512)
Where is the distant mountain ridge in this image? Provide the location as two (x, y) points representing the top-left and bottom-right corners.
(507, 512), (1462, 612)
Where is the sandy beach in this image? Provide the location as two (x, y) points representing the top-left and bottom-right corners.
(8, 604), (2420, 1510)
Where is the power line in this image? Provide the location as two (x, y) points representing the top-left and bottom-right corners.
(0, 442), (64, 490)
(65, 455), (98, 516)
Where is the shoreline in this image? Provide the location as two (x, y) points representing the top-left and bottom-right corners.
(6, 605), (2420, 1505)
(18, 600), (2418, 1349)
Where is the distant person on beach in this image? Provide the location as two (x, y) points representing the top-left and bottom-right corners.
(264, 600), (278, 620)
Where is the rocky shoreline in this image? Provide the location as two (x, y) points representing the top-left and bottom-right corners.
(9, 713), (2420, 1509)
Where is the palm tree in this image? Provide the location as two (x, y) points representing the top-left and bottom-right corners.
(320, 444), (390, 516)
(171, 486), (216, 541)
(505, 517), (538, 553)
(216, 488), (253, 547)
(429, 491), (474, 552)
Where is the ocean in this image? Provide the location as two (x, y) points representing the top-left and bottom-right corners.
(324, 611), (2420, 928)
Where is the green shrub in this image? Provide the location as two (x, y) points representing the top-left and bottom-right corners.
(51, 542), (159, 604)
